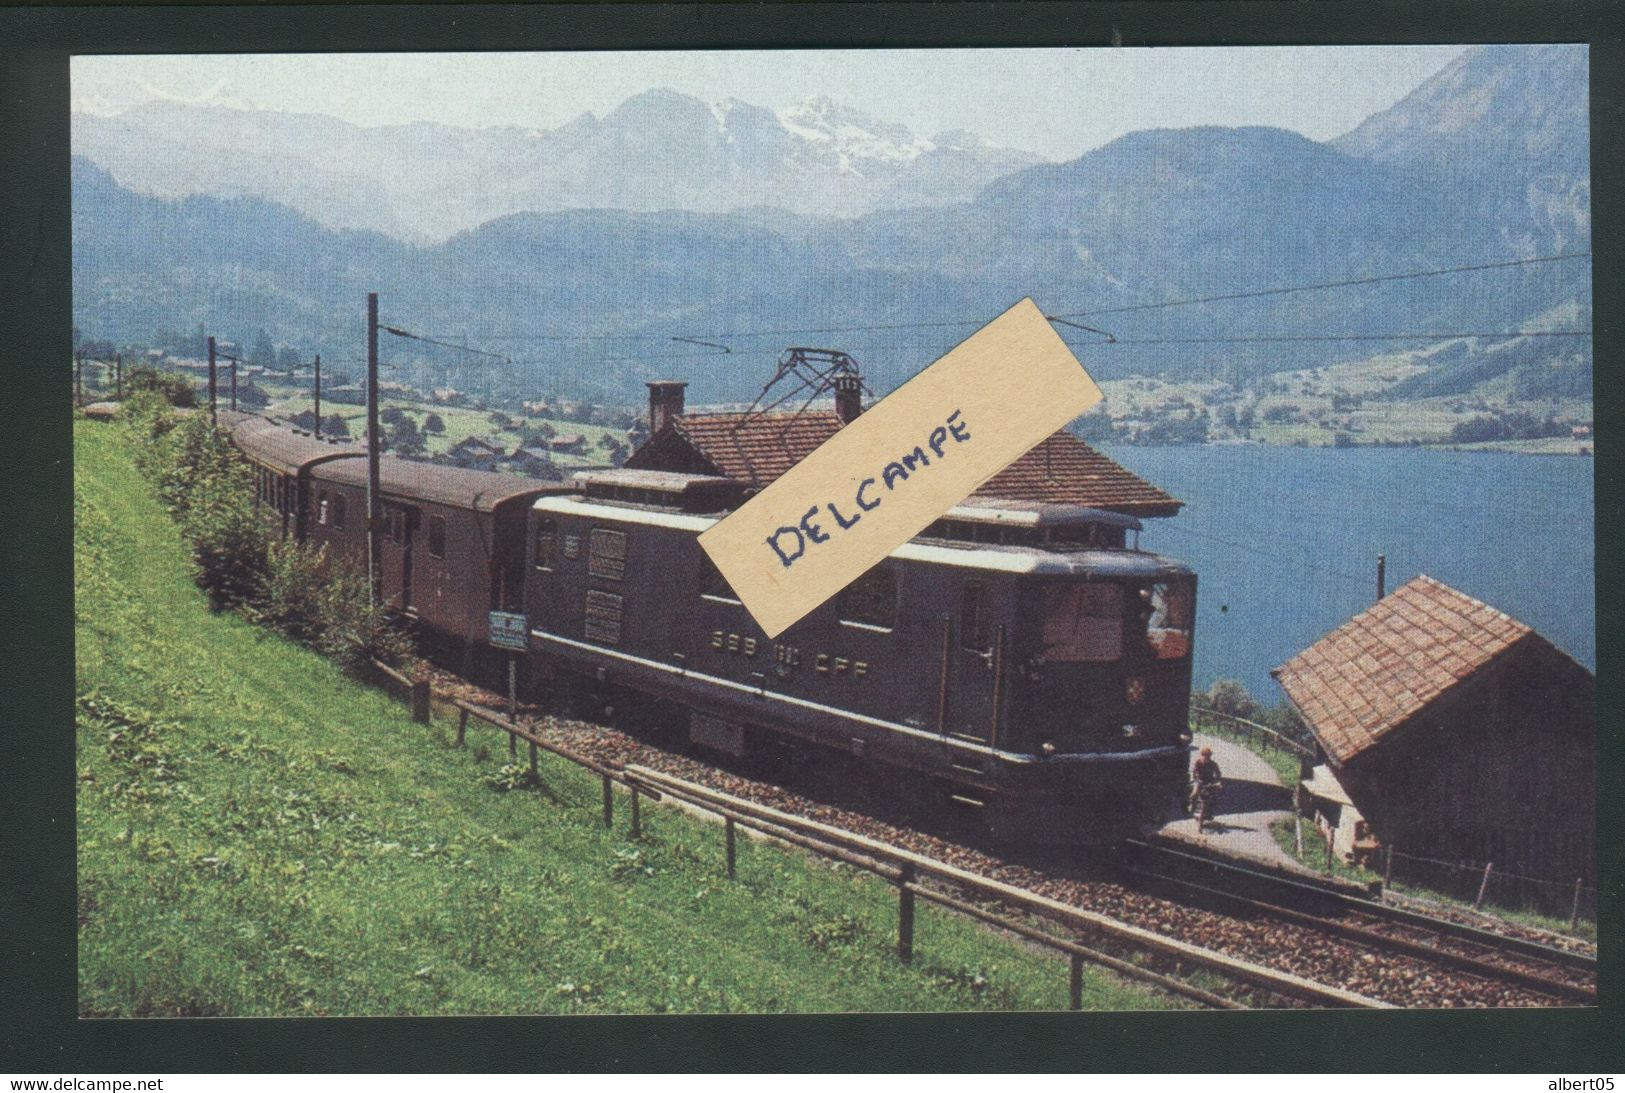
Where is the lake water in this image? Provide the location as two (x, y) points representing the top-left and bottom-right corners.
(1101, 444), (1596, 703)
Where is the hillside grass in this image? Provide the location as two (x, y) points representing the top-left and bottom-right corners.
(74, 417), (1180, 1016)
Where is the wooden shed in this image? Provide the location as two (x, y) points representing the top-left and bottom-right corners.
(1273, 575), (1594, 891)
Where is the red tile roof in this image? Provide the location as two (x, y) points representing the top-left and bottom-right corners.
(671, 410), (846, 485)
(1273, 576), (1532, 764)
(631, 411), (1182, 516)
(972, 432), (1182, 516)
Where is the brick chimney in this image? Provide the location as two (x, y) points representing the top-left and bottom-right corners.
(833, 373), (864, 425)
(646, 380), (687, 437)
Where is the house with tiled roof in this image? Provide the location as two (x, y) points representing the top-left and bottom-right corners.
(1273, 576), (1594, 891)
(625, 380), (1181, 517)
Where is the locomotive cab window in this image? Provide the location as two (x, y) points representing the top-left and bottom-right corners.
(1144, 578), (1194, 659)
(836, 564), (896, 631)
(533, 517), (557, 570)
(427, 515), (446, 559)
(960, 580), (991, 650)
(1042, 583), (1124, 662)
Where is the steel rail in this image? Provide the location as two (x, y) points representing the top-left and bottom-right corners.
(1128, 865), (1595, 1006)
(1131, 838), (1597, 974)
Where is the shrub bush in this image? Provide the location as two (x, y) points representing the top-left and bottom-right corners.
(311, 562), (414, 672)
(123, 363), (198, 408)
(118, 405), (414, 669)
(259, 539), (330, 641)
(178, 468), (269, 609)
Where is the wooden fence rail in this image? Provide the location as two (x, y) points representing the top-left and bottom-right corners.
(1189, 705), (1314, 762)
(370, 658), (430, 724)
(624, 764), (1387, 1010)
(382, 670), (1383, 1010)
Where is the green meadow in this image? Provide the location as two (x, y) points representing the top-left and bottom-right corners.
(74, 416), (1181, 1016)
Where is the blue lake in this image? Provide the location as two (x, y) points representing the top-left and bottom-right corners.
(1101, 444), (1596, 703)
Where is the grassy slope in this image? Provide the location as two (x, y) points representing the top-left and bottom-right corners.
(74, 418), (1178, 1016)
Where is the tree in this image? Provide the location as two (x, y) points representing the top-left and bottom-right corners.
(1206, 679), (1259, 721)
(251, 328), (276, 368)
(288, 410), (318, 430)
(389, 416), (426, 457)
(423, 413), (445, 434)
(380, 406), (407, 426)
(277, 346), (303, 371)
(322, 414), (351, 438)
(123, 363), (196, 408)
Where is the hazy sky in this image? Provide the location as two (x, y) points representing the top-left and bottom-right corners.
(72, 47), (1468, 160)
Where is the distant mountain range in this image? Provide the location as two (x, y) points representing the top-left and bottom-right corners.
(72, 88), (1042, 241)
(71, 45), (1591, 407)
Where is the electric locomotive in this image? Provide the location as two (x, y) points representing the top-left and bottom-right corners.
(523, 469), (1195, 844)
(223, 412), (1197, 844)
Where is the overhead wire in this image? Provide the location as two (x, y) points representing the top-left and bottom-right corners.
(1049, 252), (1592, 319)
(636, 250), (1593, 345)
(1147, 519), (1374, 587)
(379, 323), (513, 363)
(1079, 330), (1592, 346)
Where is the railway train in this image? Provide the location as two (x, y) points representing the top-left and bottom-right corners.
(222, 409), (1198, 845)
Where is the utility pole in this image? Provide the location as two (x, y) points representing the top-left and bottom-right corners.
(115, 352), (122, 400)
(1376, 553), (1386, 602)
(207, 336), (218, 425)
(312, 353), (322, 438)
(230, 354), (238, 412)
(366, 293), (382, 607)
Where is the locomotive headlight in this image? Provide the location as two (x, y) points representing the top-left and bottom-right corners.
(1040, 741), (1057, 756)
(1177, 731), (1193, 745)
(1125, 676), (1146, 704)
(1121, 724), (1140, 739)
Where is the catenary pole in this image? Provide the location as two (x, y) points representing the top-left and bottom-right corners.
(366, 293), (382, 606)
(207, 336), (218, 425)
(313, 353), (322, 438)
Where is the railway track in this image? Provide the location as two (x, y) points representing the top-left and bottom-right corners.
(1124, 839), (1596, 1005)
(426, 664), (1592, 1009)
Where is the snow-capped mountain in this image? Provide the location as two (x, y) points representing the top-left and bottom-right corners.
(71, 88), (1043, 242)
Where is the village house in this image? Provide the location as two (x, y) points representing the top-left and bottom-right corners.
(548, 433), (588, 455)
(624, 379), (1182, 517)
(446, 434), (507, 467)
(1273, 575), (1594, 892)
(323, 383), (367, 405)
(505, 445), (563, 479)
